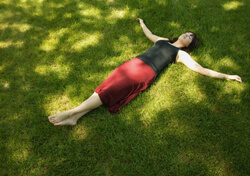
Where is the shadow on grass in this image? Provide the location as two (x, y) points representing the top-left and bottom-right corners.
(0, 0), (249, 175)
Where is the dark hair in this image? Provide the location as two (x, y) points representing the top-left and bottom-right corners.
(169, 31), (199, 52)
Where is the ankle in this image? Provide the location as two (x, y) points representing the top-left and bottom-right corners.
(68, 109), (76, 116)
(71, 107), (86, 116)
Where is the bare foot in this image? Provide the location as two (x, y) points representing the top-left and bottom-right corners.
(54, 117), (77, 126)
(49, 110), (90, 126)
(48, 110), (73, 124)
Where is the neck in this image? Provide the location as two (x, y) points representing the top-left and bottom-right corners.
(172, 40), (185, 48)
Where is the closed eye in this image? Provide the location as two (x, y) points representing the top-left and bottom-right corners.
(189, 34), (194, 40)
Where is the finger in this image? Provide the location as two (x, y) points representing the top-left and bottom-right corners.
(234, 76), (242, 82)
(235, 75), (242, 82)
(237, 77), (242, 82)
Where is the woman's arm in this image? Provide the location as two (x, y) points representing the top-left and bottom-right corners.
(137, 18), (169, 43)
(176, 50), (242, 82)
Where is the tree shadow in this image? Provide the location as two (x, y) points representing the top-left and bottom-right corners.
(0, 0), (249, 175)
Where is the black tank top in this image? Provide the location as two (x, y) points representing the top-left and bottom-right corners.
(136, 40), (179, 76)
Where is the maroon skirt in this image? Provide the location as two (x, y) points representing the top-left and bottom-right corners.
(95, 58), (156, 114)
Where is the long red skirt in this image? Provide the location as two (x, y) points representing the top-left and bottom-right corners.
(95, 58), (156, 114)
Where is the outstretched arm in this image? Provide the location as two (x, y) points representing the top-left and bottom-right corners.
(176, 50), (242, 82)
(137, 18), (169, 43)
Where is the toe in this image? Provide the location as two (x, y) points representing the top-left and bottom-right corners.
(54, 121), (68, 126)
(48, 115), (53, 120)
(54, 122), (63, 126)
(54, 120), (76, 126)
(48, 116), (56, 123)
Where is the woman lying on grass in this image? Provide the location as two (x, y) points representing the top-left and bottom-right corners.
(48, 18), (242, 126)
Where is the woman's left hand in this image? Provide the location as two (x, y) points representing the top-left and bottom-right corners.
(226, 75), (242, 82)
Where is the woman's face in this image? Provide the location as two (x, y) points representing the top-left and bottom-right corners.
(179, 32), (194, 47)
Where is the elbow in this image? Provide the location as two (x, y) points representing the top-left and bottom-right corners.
(196, 66), (204, 73)
(191, 64), (203, 73)
(195, 66), (209, 76)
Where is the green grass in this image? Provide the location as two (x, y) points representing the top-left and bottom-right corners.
(0, 0), (249, 175)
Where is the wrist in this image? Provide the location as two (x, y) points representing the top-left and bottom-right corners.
(224, 74), (229, 80)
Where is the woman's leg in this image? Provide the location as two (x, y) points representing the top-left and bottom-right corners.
(48, 92), (102, 126)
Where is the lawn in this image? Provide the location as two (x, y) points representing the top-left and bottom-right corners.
(0, 0), (249, 175)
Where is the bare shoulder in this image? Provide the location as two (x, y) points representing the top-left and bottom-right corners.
(176, 50), (190, 63)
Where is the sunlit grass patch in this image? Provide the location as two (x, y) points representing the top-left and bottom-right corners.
(79, 6), (101, 19)
(71, 32), (103, 52)
(0, 41), (24, 48)
(71, 124), (88, 140)
(35, 63), (71, 79)
(217, 56), (241, 70)
(40, 28), (69, 52)
(169, 21), (182, 29)
(9, 142), (30, 162)
(0, 23), (32, 32)
(108, 8), (128, 19)
(223, 1), (244, 11)
(43, 93), (75, 115)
